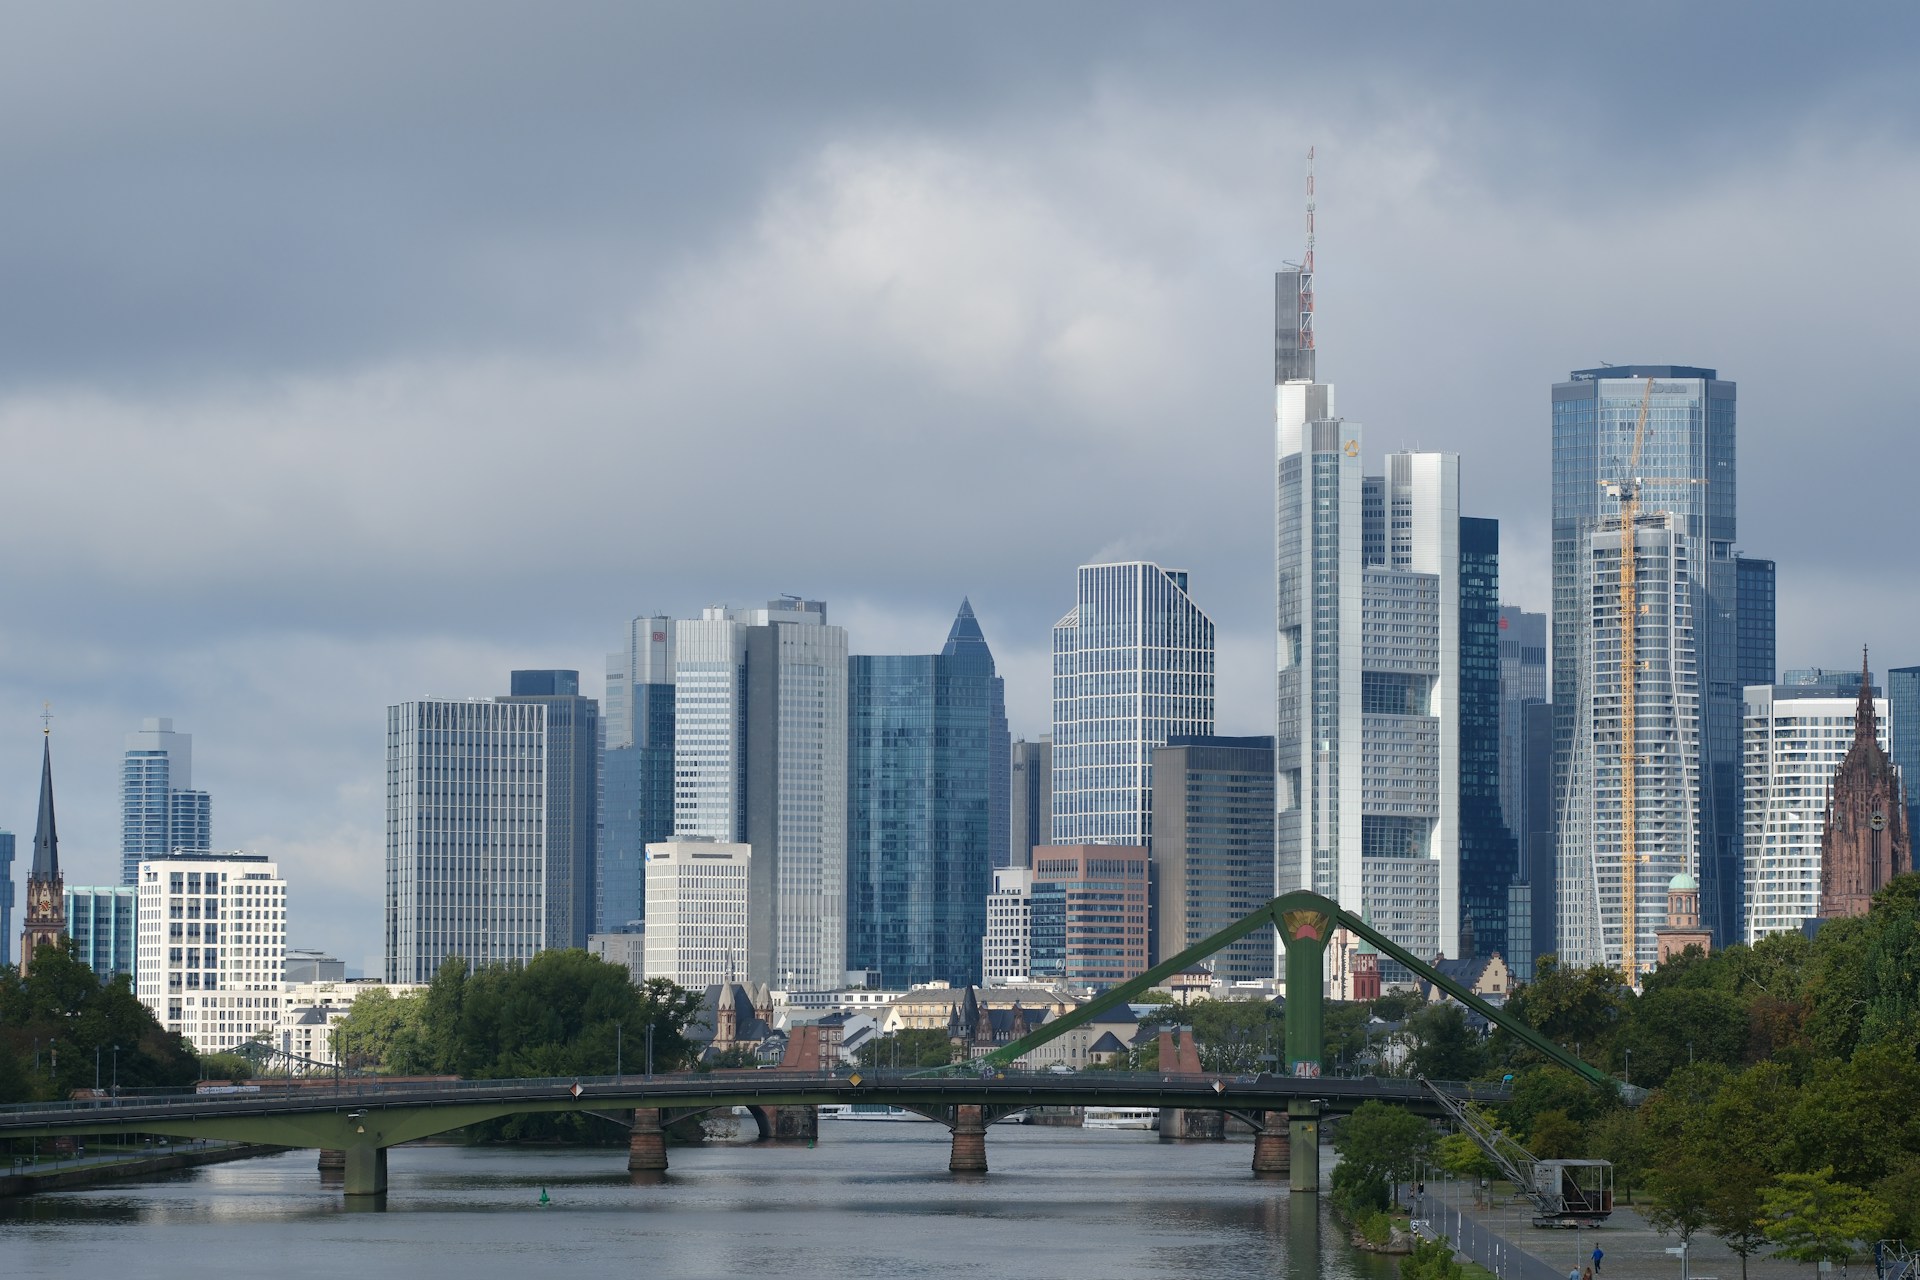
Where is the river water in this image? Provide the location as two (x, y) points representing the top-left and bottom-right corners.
(2, 1125), (1397, 1279)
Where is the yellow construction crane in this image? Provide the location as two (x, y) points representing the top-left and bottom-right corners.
(1601, 377), (1703, 984)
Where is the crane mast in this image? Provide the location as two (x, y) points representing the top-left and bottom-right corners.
(1615, 378), (1654, 984)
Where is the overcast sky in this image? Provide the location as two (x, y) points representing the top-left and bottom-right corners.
(4, 4), (1916, 975)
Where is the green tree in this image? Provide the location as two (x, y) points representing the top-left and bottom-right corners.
(856, 1028), (952, 1070)
(1703, 1164), (1770, 1280)
(1761, 1167), (1893, 1268)
(0, 939), (199, 1100)
(1499, 955), (1629, 1065)
(1643, 1153), (1715, 1248)
(1584, 1107), (1646, 1203)
(1433, 1130), (1496, 1182)
(1526, 1109), (1581, 1159)
(1399, 1234), (1466, 1280)
(331, 987), (431, 1074)
(1334, 1100), (1433, 1203)
(1404, 1003), (1488, 1082)
(198, 1053), (253, 1082)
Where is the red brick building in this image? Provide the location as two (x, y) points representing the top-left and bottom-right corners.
(1819, 654), (1912, 920)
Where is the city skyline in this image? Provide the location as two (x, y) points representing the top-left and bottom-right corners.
(6, 7), (1920, 972)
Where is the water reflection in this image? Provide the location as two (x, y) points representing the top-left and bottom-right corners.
(4, 1127), (1396, 1279)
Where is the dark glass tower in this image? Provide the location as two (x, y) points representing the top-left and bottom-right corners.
(1458, 517), (1517, 961)
(847, 600), (1009, 988)
(1149, 735), (1274, 980)
(1736, 557), (1777, 688)
(498, 670), (599, 950)
(602, 618), (675, 935)
(1891, 665), (1920, 852)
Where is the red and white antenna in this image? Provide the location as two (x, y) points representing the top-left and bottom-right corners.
(1300, 146), (1316, 352)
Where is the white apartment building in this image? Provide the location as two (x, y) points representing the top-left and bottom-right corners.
(386, 699), (547, 983)
(1743, 684), (1891, 942)
(588, 931), (646, 984)
(674, 600), (847, 990)
(135, 853), (286, 1054)
(983, 866), (1032, 986)
(644, 840), (750, 990)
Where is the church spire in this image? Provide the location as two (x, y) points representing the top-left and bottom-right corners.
(1855, 646), (1876, 747)
(30, 731), (57, 879)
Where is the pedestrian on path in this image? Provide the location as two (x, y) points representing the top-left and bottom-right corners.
(1592, 1244), (1604, 1273)
(1566, 1268), (1579, 1280)
(1581, 1266), (1594, 1280)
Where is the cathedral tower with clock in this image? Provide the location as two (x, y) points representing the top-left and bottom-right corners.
(1818, 651), (1912, 921)
(20, 729), (65, 974)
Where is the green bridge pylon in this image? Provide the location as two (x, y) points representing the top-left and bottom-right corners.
(976, 889), (1618, 1191)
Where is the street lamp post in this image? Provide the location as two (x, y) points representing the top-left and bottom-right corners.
(111, 1044), (119, 1096)
(645, 1024), (654, 1080)
(616, 1022), (623, 1081)
(1624, 1048), (1632, 1087)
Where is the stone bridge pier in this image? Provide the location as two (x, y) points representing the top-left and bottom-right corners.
(947, 1104), (989, 1173)
(1250, 1112), (1290, 1177)
(628, 1107), (668, 1172)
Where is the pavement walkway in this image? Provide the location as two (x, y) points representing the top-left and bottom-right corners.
(1410, 1184), (1824, 1280)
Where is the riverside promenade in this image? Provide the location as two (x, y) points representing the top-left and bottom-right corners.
(1410, 1185), (1825, 1279)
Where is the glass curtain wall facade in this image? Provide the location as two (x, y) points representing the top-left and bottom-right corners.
(121, 718), (211, 885)
(1032, 844), (1151, 990)
(1553, 367), (1745, 968)
(1008, 737), (1052, 869)
(1890, 666), (1920, 849)
(500, 671), (600, 952)
(602, 618), (676, 934)
(65, 885), (137, 979)
(0, 829), (12, 968)
(1737, 557), (1777, 687)
(385, 700), (547, 983)
(1743, 684), (1888, 941)
(1050, 563), (1215, 847)
(676, 600), (848, 990)
(1459, 517), (1517, 961)
(1275, 390), (1468, 969)
(847, 600), (1008, 989)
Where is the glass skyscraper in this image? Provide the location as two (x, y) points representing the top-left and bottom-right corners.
(1736, 556), (1777, 687)
(1890, 665), (1920, 850)
(674, 600), (849, 991)
(1552, 366), (1749, 970)
(847, 599), (1009, 988)
(1458, 517), (1517, 962)
(386, 699), (548, 982)
(121, 718), (211, 885)
(602, 617), (676, 934)
(499, 670), (600, 951)
(1050, 562), (1215, 846)
(1149, 735), (1274, 980)
(0, 829), (13, 968)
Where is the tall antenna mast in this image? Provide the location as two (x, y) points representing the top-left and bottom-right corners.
(1300, 146), (1316, 354)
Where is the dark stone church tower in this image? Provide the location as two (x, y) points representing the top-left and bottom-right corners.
(20, 731), (67, 975)
(1818, 652), (1912, 921)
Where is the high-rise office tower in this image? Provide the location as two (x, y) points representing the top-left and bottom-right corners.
(134, 852), (286, 1052)
(1050, 562), (1214, 846)
(1891, 665), (1920, 849)
(847, 600), (1008, 989)
(386, 699), (548, 982)
(1149, 735), (1274, 980)
(1458, 518), (1518, 962)
(982, 865), (1033, 985)
(642, 840), (751, 990)
(1497, 607), (1550, 978)
(1736, 557), (1776, 687)
(1743, 679), (1888, 941)
(1275, 425), (1477, 965)
(497, 670), (600, 951)
(1552, 366), (1753, 973)
(0, 828), (13, 968)
(602, 618), (676, 935)
(1008, 737), (1052, 869)
(121, 718), (212, 885)
(1029, 844), (1151, 989)
(673, 599), (848, 990)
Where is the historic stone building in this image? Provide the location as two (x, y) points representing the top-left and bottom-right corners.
(1818, 655), (1912, 921)
(1654, 873), (1713, 963)
(20, 734), (66, 975)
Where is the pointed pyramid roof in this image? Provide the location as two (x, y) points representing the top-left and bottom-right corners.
(30, 735), (57, 878)
(941, 597), (992, 660)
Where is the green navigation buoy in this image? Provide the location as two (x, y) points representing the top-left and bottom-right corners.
(538, 1187), (550, 1205)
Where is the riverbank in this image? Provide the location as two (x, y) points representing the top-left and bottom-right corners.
(0, 1143), (285, 1198)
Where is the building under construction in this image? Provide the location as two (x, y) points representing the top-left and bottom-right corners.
(1550, 366), (1775, 979)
